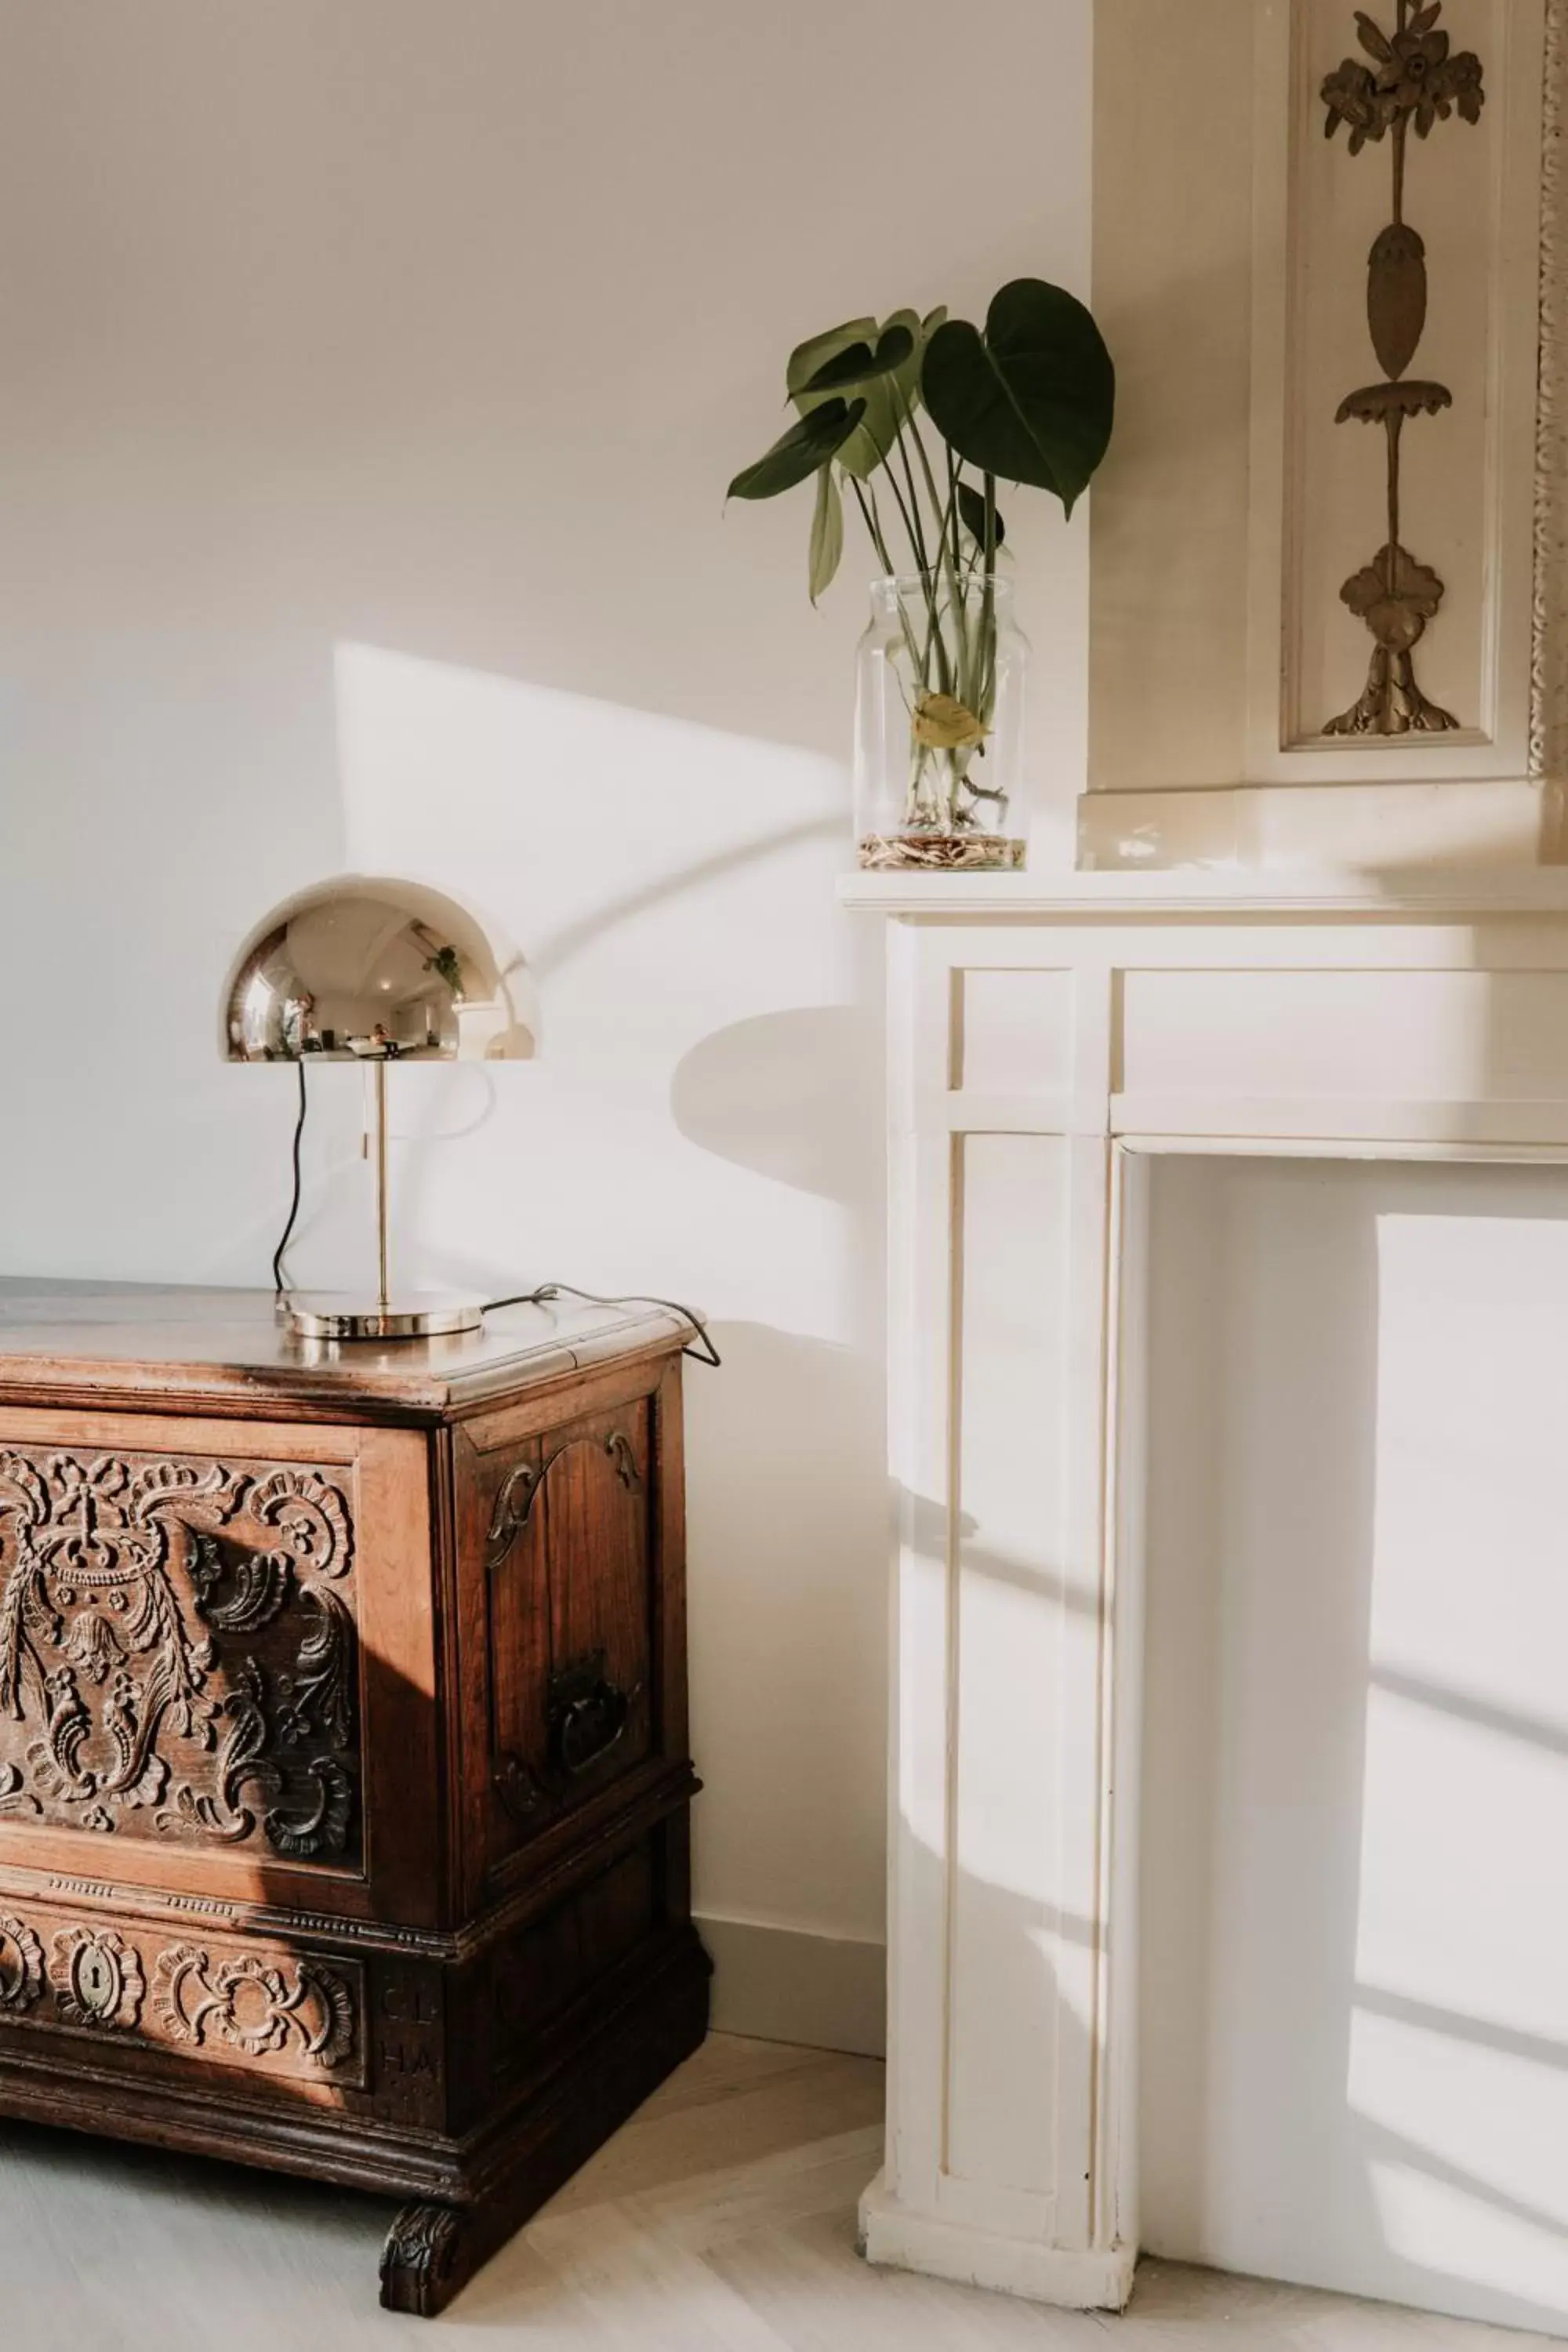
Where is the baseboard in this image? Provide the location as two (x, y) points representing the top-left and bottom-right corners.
(695, 1914), (886, 2058)
(858, 2172), (1136, 2308)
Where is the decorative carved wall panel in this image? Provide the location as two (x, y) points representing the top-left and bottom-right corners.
(0, 1449), (361, 1863)
(1259, 0), (1543, 773)
(1319, 0), (1486, 736)
(1086, 0), (1552, 840)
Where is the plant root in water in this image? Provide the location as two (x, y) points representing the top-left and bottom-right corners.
(858, 833), (1025, 873)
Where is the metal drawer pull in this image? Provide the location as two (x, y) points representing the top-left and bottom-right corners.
(548, 1652), (638, 1778)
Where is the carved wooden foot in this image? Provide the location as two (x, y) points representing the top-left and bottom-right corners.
(378, 1935), (711, 2318)
(379, 2201), (469, 2318)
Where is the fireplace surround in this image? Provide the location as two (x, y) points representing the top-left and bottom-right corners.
(843, 866), (1568, 2308)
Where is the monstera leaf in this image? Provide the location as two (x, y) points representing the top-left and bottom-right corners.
(727, 396), (868, 502)
(922, 279), (1115, 514)
(796, 321), (915, 395)
(808, 463), (844, 604)
(788, 308), (945, 481)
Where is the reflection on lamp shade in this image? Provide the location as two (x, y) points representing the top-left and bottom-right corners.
(220, 875), (536, 1065)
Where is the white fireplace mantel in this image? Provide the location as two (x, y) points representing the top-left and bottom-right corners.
(843, 866), (1568, 2308)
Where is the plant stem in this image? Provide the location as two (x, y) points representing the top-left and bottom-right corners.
(979, 472), (998, 726)
(849, 474), (896, 578)
(893, 426), (932, 579)
(850, 430), (1000, 836)
(849, 475), (923, 675)
(946, 446), (964, 575)
(906, 409), (971, 707)
(873, 453), (923, 579)
(873, 441), (953, 702)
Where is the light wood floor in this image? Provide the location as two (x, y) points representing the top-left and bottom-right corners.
(0, 2033), (1551, 2348)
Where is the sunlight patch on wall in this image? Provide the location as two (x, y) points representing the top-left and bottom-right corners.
(1347, 1205), (1568, 2320)
(327, 640), (870, 1345)
(334, 639), (848, 1040)
(1367, 2153), (1568, 2317)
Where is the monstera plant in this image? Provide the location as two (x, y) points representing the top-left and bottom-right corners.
(729, 279), (1115, 869)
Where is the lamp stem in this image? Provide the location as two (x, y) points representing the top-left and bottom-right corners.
(374, 1058), (390, 1314)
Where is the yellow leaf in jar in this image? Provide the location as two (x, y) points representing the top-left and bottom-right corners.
(913, 692), (988, 750)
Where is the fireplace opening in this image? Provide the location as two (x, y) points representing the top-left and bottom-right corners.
(1136, 1153), (1568, 2338)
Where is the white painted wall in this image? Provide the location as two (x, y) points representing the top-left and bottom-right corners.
(1142, 1154), (1568, 2336)
(0, 0), (1092, 2016)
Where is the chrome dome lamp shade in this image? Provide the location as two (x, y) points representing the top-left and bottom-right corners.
(222, 876), (535, 1341)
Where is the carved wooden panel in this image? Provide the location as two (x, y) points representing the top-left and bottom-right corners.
(0, 1447), (361, 1864)
(447, 1842), (658, 2133)
(0, 1898), (364, 2086)
(480, 1401), (654, 1872)
(488, 1847), (655, 2072)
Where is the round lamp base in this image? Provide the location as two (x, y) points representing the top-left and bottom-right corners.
(281, 1292), (485, 1343)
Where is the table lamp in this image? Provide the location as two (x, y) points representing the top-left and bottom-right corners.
(222, 874), (534, 1341)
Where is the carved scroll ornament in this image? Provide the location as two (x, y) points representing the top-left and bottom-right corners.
(153, 1943), (354, 2069)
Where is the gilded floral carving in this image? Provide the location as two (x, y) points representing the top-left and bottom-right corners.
(1319, 1), (1486, 735)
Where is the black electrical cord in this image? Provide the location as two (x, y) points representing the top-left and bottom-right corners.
(267, 1064), (718, 1367)
(483, 1283), (721, 1369)
(272, 1060), (308, 1300)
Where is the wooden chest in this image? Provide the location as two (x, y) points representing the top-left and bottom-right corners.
(0, 1280), (710, 2314)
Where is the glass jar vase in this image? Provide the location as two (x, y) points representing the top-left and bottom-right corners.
(853, 571), (1029, 871)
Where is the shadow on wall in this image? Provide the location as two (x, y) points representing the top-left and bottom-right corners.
(527, 830), (847, 989)
(680, 1320), (889, 1934)
(670, 1007), (884, 1207)
(318, 646), (893, 1951)
(223, 637), (898, 1969)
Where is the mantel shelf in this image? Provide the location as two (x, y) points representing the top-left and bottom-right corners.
(837, 866), (1568, 920)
